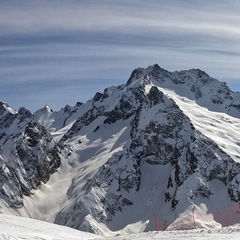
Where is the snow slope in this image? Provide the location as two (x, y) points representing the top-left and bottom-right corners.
(0, 214), (102, 240)
(1, 213), (240, 240)
(103, 226), (240, 240)
(156, 85), (240, 164)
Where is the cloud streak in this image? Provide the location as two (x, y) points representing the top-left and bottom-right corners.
(0, 0), (240, 111)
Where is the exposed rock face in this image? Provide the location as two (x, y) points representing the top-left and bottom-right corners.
(0, 105), (61, 208)
(16, 121), (61, 187)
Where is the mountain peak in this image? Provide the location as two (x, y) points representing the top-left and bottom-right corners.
(147, 63), (163, 72)
(35, 105), (53, 114)
(176, 68), (213, 85)
(0, 101), (17, 115)
(18, 107), (32, 122)
(126, 64), (169, 86)
(188, 68), (210, 77)
(44, 105), (53, 112)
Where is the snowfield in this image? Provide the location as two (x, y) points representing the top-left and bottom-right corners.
(0, 214), (102, 240)
(104, 226), (240, 240)
(1, 214), (240, 240)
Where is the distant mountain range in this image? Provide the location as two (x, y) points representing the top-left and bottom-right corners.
(0, 64), (240, 236)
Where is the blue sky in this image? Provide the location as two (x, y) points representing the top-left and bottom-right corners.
(1, 0), (240, 112)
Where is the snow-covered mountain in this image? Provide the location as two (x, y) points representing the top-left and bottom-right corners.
(0, 64), (240, 236)
(0, 103), (61, 209)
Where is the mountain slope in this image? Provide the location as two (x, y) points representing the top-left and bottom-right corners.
(0, 64), (240, 236)
(0, 102), (61, 209)
(53, 65), (240, 235)
(0, 214), (102, 240)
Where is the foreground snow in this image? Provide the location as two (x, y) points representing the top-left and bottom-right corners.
(104, 226), (240, 240)
(1, 214), (240, 240)
(0, 214), (102, 240)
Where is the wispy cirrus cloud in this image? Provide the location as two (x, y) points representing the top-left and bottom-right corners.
(0, 0), (240, 111)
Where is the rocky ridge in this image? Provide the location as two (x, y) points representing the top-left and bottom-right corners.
(0, 103), (61, 207)
(0, 64), (240, 235)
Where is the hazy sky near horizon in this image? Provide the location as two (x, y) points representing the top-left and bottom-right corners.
(1, 0), (240, 112)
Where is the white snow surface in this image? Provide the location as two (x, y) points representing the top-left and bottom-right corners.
(156, 85), (240, 163)
(1, 213), (240, 240)
(0, 214), (101, 240)
(103, 226), (240, 240)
